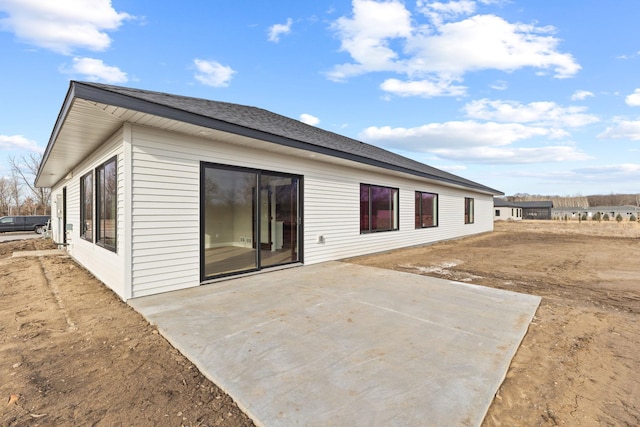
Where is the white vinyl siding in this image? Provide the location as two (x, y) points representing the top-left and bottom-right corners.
(50, 130), (127, 298)
(130, 127), (201, 297)
(51, 123), (495, 300)
(129, 125), (493, 297)
(494, 206), (522, 221)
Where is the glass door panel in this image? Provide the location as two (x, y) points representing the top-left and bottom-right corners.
(259, 174), (299, 268)
(203, 167), (257, 277)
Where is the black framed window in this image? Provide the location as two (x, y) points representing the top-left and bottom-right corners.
(201, 162), (301, 281)
(80, 171), (93, 241)
(465, 197), (475, 224)
(360, 184), (398, 233)
(415, 191), (438, 228)
(96, 156), (117, 252)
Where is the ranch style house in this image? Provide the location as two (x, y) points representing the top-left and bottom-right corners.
(35, 81), (502, 300)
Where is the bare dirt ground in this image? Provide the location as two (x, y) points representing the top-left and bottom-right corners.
(349, 220), (640, 426)
(1, 220), (639, 426)
(0, 239), (254, 427)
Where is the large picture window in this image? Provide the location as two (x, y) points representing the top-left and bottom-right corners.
(415, 191), (438, 228)
(465, 197), (475, 224)
(360, 184), (398, 233)
(80, 171), (93, 241)
(96, 157), (117, 251)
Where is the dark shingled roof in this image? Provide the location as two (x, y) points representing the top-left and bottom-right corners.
(516, 201), (553, 209)
(493, 198), (521, 207)
(494, 199), (553, 208)
(77, 82), (502, 195)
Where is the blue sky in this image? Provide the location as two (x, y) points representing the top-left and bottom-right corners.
(1, 0), (639, 196)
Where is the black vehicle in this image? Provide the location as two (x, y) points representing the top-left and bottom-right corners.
(0, 215), (51, 234)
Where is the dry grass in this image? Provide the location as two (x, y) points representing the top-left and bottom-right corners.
(495, 219), (640, 238)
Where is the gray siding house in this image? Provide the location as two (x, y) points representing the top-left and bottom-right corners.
(36, 81), (502, 300)
(518, 201), (553, 220)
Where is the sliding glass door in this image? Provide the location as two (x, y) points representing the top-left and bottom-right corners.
(201, 163), (301, 280)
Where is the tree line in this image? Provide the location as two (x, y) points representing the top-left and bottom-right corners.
(0, 153), (51, 216)
(505, 193), (640, 208)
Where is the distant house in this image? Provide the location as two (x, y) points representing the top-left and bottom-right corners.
(493, 198), (522, 221)
(518, 201), (553, 220)
(553, 205), (640, 220)
(493, 199), (552, 220)
(35, 81), (502, 300)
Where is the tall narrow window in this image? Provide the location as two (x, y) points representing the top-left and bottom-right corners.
(465, 197), (475, 224)
(360, 184), (398, 233)
(80, 172), (93, 241)
(415, 191), (438, 228)
(96, 157), (117, 251)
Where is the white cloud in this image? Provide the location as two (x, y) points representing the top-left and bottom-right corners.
(361, 121), (568, 150)
(431, 145), (591, 164)
(597, 119), (640, 140)
(571, 90), (594, 101)
(438, 164), (468, 172)
(503, 164), (640, 192)
(300, 113), (320, 126)
(65, 57), (127, 83)
(490, 80), (508, 91)
(380, 77), (466, 97)
(574, 163), (640, 176)
(625, 89), (640, 107)
(464, 99), (599, 127)
(0, 134), (42, 152)
(405, 15), (580, 78)
(358, 117), (598, 164)
(417, 0), (476, 25)
(268, 18), (292, 42)
(193, 59), (236, 87)
(328, 1), (580, 94)
(0, 0), (131, 54)
(328, 0), (412, 81)
(616, 51), (640, 60)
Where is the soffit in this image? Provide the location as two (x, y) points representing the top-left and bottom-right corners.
(37, 99), (122, 187)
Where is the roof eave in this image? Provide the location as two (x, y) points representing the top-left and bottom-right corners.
(35, 82), (77, 188)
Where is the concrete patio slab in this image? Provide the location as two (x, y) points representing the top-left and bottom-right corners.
(130, 261), (541, 427)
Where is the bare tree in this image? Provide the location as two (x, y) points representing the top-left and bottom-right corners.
(9, 173), (21, 215)
(8, 153), (51, 215)
(507, 193), (640, 208)
(23, 197), (36, 215)
(0, 177), (10, 216)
